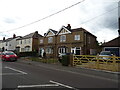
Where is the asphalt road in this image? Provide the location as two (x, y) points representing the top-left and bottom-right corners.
(1, 59), (120, 90)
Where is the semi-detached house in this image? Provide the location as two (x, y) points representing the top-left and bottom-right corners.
(16, 31), (42, 52)
(39, 24), (98, 58)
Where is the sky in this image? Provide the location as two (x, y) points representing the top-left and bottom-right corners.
(0, 0), (119, 43)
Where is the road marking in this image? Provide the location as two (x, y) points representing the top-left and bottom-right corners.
(38, 65), (118, 82)
(4, 66), (27, 75)
(50, 80), (78, 90)
(17, 84), (59, 88)
(0, 73), (25, 75)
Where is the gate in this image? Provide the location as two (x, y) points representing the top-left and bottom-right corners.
(73, 55), (120, 72)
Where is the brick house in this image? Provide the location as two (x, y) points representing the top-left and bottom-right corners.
(16, 31), (43, 52)
(39, 29), (58, 57)
(39, 24), (98, 58)
(56, 24), (97, 56)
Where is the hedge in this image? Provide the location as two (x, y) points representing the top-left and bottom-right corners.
(17, 51), (38, 57)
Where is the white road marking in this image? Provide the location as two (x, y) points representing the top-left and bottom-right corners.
(17, 84), (59, 88)
(38, 65), (118, 82)
(0, 73), (25, 75)
(4, 66), (27, 75)
(50, 80), (78, 90)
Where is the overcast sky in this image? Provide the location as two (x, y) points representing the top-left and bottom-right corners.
(0, 0), (119, 42)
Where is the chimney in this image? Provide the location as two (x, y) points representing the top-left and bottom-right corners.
(3, 37), (5, 41)
(66, 24), (71, 30)
(118, 17), (120, 36)
(13, 34), (16, 38)
(35, 31), (38, 34)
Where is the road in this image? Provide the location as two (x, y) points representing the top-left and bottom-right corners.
(1, 59), (119, 90)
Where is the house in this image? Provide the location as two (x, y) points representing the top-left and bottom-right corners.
(16, 31), (43, 52)
(0, 40), (3, 51)
(39, 24), (98, 58)
(0, 34), (21, 52)
(39, 29), (58, 58)
(56, 24), (98, 56)
(101, 36), (120, 57)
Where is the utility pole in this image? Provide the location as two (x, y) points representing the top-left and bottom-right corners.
(118, 1), (120, 36)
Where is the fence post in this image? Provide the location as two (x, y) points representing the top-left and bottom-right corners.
(96, 54), (99, 69)
(70, 54), (74, 66)
(112, 55), (116, 72)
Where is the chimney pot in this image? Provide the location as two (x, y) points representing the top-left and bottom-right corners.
(66, 24), (71, 30)
(13, 34), (16, 38)
(3, 37), (5, 41)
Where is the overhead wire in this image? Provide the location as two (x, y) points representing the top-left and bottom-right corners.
(0, 0), (85, 34)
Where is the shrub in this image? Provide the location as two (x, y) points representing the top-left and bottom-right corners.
(61, 55), (70, 66)
(18, 51), (38, 57)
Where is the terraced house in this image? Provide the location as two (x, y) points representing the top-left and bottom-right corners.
(39, 24), (98, 58)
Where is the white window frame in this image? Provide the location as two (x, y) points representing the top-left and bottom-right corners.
(74, 35), (80, 40)
(48, 37), (53, 43)
(46, 47), (53, 54)
(71, 47), (81, 55)
(60, 35), (66, 42)
(40, 39), (43, 43)
(59, 47), (67, 54)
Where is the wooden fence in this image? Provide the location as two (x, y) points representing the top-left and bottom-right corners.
(72, 55), (120, 72)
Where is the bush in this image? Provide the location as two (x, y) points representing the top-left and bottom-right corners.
(18, 51), (38, 57)
(61, 55), (70, 66)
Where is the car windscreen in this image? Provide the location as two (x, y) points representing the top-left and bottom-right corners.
(100, 52), (111, 55)
(5, 53), (15, 55)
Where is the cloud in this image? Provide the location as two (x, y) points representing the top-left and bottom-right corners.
(3, 18), (16, 24)
(0, 0), (119, 43)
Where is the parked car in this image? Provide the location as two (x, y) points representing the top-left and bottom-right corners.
(99, 51), (114, 60)
(1, 51), (18, 61)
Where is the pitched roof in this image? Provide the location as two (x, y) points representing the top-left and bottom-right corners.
(50, 29), (58, 34)
(57, 26), (96, 38)
(2, 36), (21, 42)
(101, 36), (120, 47)
(71, 27), (97, 38)
(57, 26), (72, 35)
(19, 31), (42, 39)
(44, 29), (58, 37)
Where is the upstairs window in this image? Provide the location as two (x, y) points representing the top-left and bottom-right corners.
(40, 39), (43, 43)
(88, 37), (91, 44)
(48, 37), (53, 43)
(74, 35), (80, 41)
(60, 35), (66, 42)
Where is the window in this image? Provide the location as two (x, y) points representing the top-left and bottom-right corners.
(59, 47), (67, 54)
(88, 37), (91, 44)
(28, 39), (31, 44)
(46, 47), (53, 54)
(74, 35), (80, 40)
(20, 40), (22, 44)
(71, 47), (81, 55)
(60, 35), (66, 42)
(48, 37), (53, 43)
(24, 39), (26, 44)
(6, 42), (8, 46)
(25, 46), (30, 52)
(40, 39), (43, 43)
